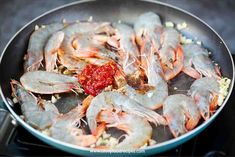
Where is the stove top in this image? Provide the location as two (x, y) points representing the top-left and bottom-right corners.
(0, 55), (234, 157)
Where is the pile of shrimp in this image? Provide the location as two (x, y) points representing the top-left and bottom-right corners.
(11, 12), (231, 150)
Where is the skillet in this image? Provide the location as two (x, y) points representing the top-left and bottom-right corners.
(0, 0), (234, 156)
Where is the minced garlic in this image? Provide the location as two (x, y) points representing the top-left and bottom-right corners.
(218, 77), (231, 106)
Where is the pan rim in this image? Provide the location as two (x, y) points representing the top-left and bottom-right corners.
(0, 0), (234, 154)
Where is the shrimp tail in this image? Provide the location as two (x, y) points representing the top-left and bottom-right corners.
(164, 46), (184, 80)
(92, 122), (106, 137)
(194, 93), (210, 120)
(164, 114), (187, 138)
(185, 111), (201, 130)
(182, 66), (201, 79)
(209, 95), (219, 112)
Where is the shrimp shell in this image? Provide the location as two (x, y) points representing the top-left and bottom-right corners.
(134, 12), (162, 50)
(50, 105), (105, 147)
(44, 31), (64, 71)
(113, 23), (140, 76)
(25, 23), (64, 71)
(98, 111), (152, 149)
(61, 22), (114, 56)
(183, 44), (220, 79)
(120, 49), (168, 110)
(20, 71), (82, 94)
(11, 80), (59, 130)
(86, 91), (167, 134)
(163, 94), (201, 137)
(189, 77), (220, 120)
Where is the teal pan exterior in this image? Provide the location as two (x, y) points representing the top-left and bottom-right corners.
(3, 101), (228, 156)
(0, 0), (234, 156)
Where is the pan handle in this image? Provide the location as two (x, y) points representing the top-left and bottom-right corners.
(0, 109), (17, 144)
(0, 98), (7, 110)
(0, 98), (18, 121)
(0, 100), (17, 145)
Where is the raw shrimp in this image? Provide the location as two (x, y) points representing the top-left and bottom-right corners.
(113, 17), (168, 109)
(119, 50), (168, 110)
(84, 58), (109, 66)
(159, 28), (184, 80)
(86, 91), (166, 134)
(20, 71), (82, 94)
(134, 12), (162, 78)
(98, 111), (152, 149)
(44, 31), (64, 71)
(189, 77), (220, 120)
(65, 33), (117, 70)
(50, 105), (105, 147)
(58, 50), (88, 72)
(11, 80), (59, 130)
(25, 23), (64, 71)
(163, 94), (201, 137)
(134, 12), (162, 50)
(183, 44), (221, 79)
(109, 23), (140, 77)
(60, 22), (115, 59)
(71, 34), (117, 60)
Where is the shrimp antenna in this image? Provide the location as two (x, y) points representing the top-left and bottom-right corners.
(81, 118), (88, 126)
(71, 88), (79, 95)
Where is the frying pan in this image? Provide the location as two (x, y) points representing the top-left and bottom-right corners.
(0, 0), (234, 156)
